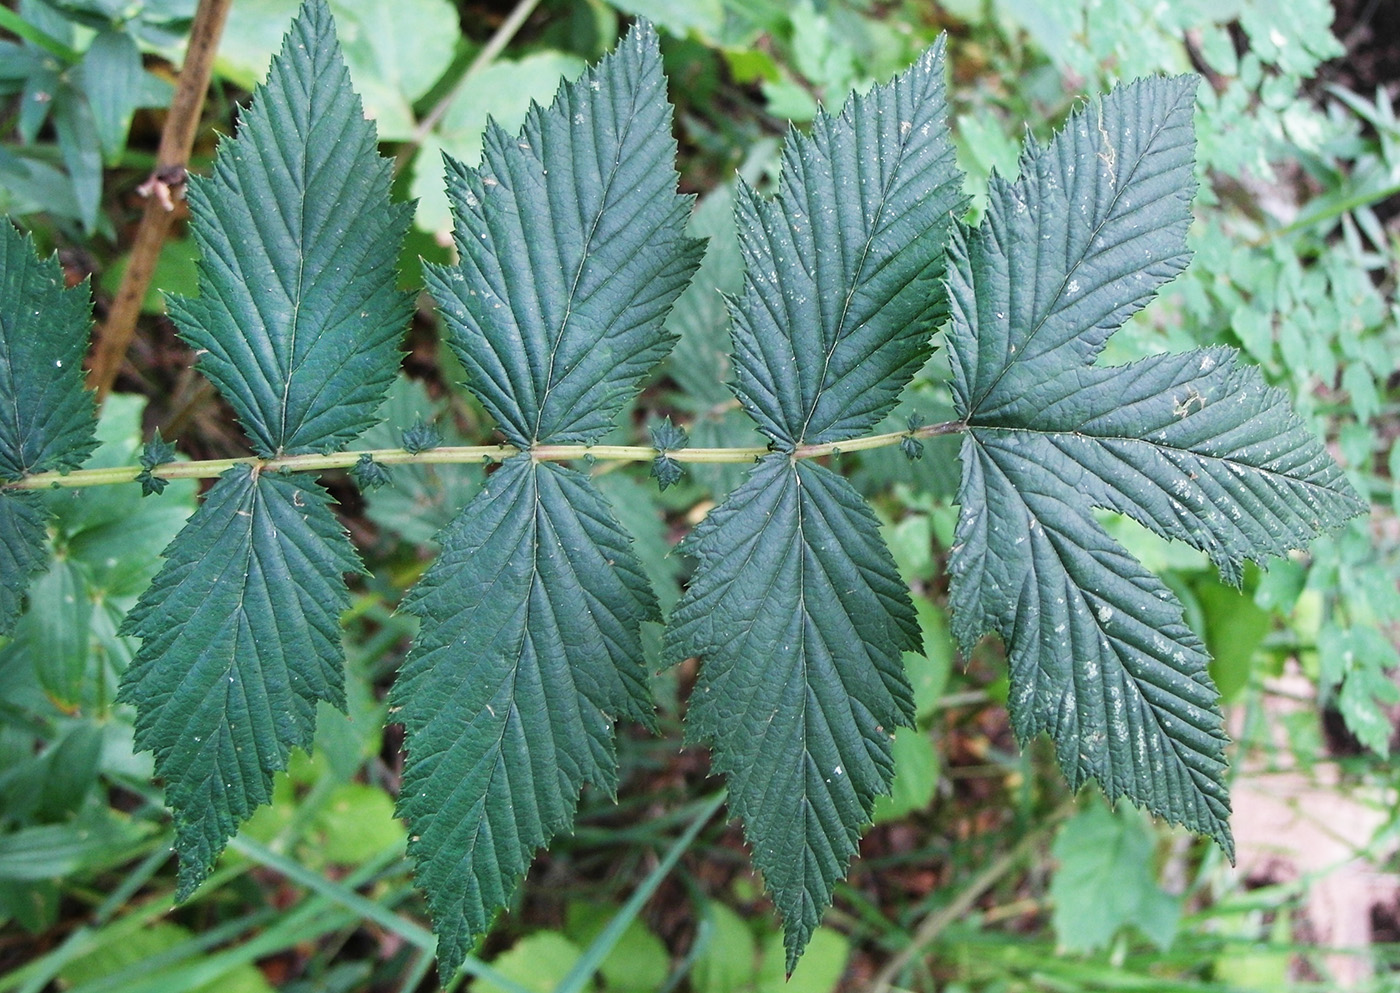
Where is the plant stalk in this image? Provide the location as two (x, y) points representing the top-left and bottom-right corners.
(85, 0), (234, 400)
(2, 421), (967, 491)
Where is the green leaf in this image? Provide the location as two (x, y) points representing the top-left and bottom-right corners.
(59, 921), (275, 993)
(0, 492), (48, 636)
(51, 83), (103, 233)
(136, 428), (178, 496)
(0, 812), (147, 881)
(0, 222), (96, 480)
(79, 30), (162, 160)
(1050, 799), (1180, 952)
(424, 20), (703, 448)
(328, 0), (458, 141)
(118, 466), (360, 897)
(666, 183), (745, 410)
(563, 902), (670, 993)
(649, 416), (688, 491)
(667, 457), (917, 969)
(477, 932), (581, 993)
(168, 0), (412, 457)
(727, 39), (965, 449)
(945, 76), (1366, 856)
(870, 726), (939, 824)
(691, 901), (757, 993)
(394, 456), (657, 974)
(400, 413), (442, 454)
(408, 51), (587, 237)
(756, 926), (849, 993)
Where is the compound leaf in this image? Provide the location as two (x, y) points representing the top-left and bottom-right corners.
(667, 457), (917, 969)
(728, 39), (966, 449)
(424, 20), (702, 448)
(0, 222), (96, 481)
(0, 492), (48, 636)
(394, 456), (657, 974)
(168, 0), (412, 457)
(945, 76), (1366, 855)
(118, 466), (360, 896)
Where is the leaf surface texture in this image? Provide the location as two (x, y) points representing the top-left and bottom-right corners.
(0, 223), (95, 480)
(168, 0), (412, 457)
(393, 457), (657, 973)
(118, 467), (359, 896)
(668, 44), (965, 965)
(944, 76), (1366, 854)
(668, 458), (918, 968)
(0, 492), (48, 636)
(424, 20), (703, 447)
(727, 40), (966, 448)
(403, 22), (701, 970)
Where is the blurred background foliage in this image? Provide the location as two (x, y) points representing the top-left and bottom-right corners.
(1, 0), (1398, 990)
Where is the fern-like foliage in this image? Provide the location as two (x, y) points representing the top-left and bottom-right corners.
(0, 16), (1369, 978)
(943, 77), (1366, 854)
(668, 41), (967, 969)
(116, 0), (409, 896)
(408, 21), (702, 973)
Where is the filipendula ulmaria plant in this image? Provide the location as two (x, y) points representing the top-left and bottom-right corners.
(115, 0), (414, 898)
(943, 77), (1364, 858)
(403, 20), (704, 972)
(0, 6), (1366, 975)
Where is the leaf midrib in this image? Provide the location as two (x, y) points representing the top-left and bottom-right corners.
(533, 75), (642, 445)
(973, 436), (1228, 834)
(970, 422), (1352, 509)
(796, 109), (921, 446)
(965, 91), (1189, 416)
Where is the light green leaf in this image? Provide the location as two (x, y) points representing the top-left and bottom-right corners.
(477, 932), (581, 993)
(756, 926), (849, 992)
(0, 813), (147, 882)
(169, 0), (413, 457)
(308, 783), (405, 864)
(945, 76), (1365, 855)
(691, 901), (757, 993)
(1051, 799), (1180, 952)
(59, 922), (275, 993)
(607, 0), (723, 40)
(667, 457), (917, 969)
(328, 0), (457, 140)
(727, 38), (965, 448)
(410, 52), (588, 237)
(425, 21), (702, 446)
(119, 466), (360, 897)
(564, 901), (670, 993)
(0, 222), (96, 480)
(394, 457), (657, 974)
(871, 727), (939, 824)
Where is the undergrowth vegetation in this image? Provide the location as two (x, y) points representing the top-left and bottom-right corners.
(1, 1), (1397, 991)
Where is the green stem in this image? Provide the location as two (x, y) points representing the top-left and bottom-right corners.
(2, 421), (967, 492)
(0, 7), (81, 63)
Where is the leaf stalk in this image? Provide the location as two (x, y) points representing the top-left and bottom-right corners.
(3, 421), (967, 491)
